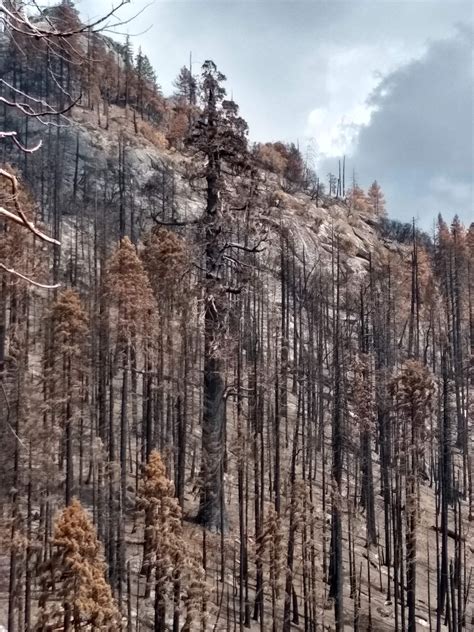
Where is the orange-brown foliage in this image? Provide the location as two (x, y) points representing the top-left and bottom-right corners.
(36, 499), (121, 631)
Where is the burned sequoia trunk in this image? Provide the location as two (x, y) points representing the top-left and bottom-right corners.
(198, 159), (227, 530)
(194, 61), (250, 531)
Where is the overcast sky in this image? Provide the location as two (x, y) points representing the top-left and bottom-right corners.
(79, 0), (473, 227)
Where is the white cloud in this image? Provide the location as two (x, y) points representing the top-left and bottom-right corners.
(305, 42), (427, 160)
(306, 103), (372, 157)
(70, 0), (472, 225)
(344, 29), (473, 226)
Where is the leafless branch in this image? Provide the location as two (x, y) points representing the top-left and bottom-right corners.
(0, 263), (60, 289)
(0, 169), (60, 245)
(220, 231), (268, 254)
(0, 132), (42, 154)
(0, 0), (135, 38)
(222, 254), (243, 269)
(0, 80), (81, 120)
(0, 381), (26, 447)
(0, 0), (139, 291)
(225, 285), (243, 295)
(193, 263), (221, 280)
(152, 217), (200, 227)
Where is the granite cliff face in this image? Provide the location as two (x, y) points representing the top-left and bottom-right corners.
(5, 96), (468, 632)
(2, 7), (473, 632)
(5, 102), (405, 284)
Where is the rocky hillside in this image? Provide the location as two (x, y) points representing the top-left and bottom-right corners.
(15, 102), (405, 277)
(0, 19), (472, 632)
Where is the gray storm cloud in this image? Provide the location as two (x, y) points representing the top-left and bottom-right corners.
(80, 0), (473, 226)
(342, 27), (473, 226)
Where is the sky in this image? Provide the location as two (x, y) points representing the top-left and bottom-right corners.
(78, 0), (473, 228)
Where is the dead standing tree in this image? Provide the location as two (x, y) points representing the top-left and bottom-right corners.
(194, 61), (245, 532)
(181, 60), (264, 531)
(390, 359), (435, 632)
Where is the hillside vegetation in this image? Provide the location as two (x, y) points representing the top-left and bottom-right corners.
(0, 4), (473, 631)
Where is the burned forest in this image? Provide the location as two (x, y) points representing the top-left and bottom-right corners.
(0, 2), (473, 631)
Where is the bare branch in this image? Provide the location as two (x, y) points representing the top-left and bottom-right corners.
(0, 131), (42, 154)
(0, 0), (145, 39)
(0, 81), (81, 120)
(225, 285), (243, 294)
(220, 231), (268, 254)
(152, 217), (200, 227)
(0, 381), (26, 447)
(0, 263), (60, 289)
(0, 169), (60, 245)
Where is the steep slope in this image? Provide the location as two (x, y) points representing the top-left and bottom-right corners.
(1, 102), (472, 632)
(25, 103), (402, 279)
